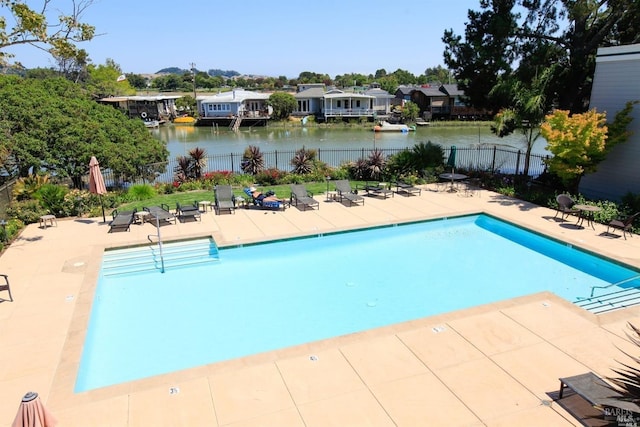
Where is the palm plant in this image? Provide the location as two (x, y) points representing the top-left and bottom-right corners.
(188, 147), (207, 179)
(174, 155), (191, 183)
(241, 145), (264, 175)
(291, 146), (316, 175)
(367, 149), (386, 181)
(608, 323), (640, 401)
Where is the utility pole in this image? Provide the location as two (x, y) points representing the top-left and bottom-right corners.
(190, 62), (197, 100)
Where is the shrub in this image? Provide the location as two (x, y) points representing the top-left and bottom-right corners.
(255, 168), (286, 186)
(367, 149), (386, 181)
(12, 174), (50, 201)
(6, 200), (48, 224)
(34, 183), (68, 215)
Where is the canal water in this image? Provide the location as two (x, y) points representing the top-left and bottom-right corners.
(153, 124), (549, 160)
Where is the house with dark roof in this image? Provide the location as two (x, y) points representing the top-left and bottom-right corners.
(394, 84), (487, 120)
(579, 43), (640, 201)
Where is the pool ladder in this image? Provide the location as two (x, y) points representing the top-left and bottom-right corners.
(575, 275), (640, 314)
(147, 216), (165, 273)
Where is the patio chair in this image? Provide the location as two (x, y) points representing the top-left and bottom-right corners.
(143, 204), (177, 225)
(176, 201), (201, 222)
(394, 181), (422, 196)
(214, 185), (236, 215)
(0, 274), (12, 302)
(108, 208), (136, 233)
(334, 180), (364, 206)
(607, 212), (639, 240)
(360, 182), (394, 199)
(555, 194), (580, 220)
(290, 184), (319, 210)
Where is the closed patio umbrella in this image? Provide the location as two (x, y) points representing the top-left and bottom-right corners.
(12, 392), (57, 427)
(446, 145), (457, 186)
(89, 156), (107, 223)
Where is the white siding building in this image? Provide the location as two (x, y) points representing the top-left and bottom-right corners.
(580, 43), (640, 200)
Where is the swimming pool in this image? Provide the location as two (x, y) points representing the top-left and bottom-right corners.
(75, 214), (640, 392)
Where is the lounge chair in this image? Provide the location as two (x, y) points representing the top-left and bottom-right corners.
(290, 184), (319, 210)
(607, 212), (639, 240)
(555, 194), (580, 220)
(0, 274), (12, 302)
(334, 180), (364, 206)
(360, 182), (394, 199)
(394, 181), (422, 196)
(214, 185), (236, 215)
(108, 208), (136, 232)
(143, 204), (176, 225)
(243, 187), (285, 210)
(176, 201), (201, 222)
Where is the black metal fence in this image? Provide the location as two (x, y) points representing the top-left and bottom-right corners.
(101, 146), (549, 187)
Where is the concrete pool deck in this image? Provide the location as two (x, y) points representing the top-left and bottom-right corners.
(2, 185), (640, 426)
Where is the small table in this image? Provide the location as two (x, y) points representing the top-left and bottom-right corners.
(198, 200), (212, 212)
(39, 214), (57, 229)
(326, 191), (338, 202)
(558, 373), (640, 414)
(235, 196), (245, 208)
(574, 204), (601, 230)
(439, 173), (468, 192)
(134, 211), (150, 224)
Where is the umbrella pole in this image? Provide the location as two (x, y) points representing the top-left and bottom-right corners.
(100, 195), (106, 223)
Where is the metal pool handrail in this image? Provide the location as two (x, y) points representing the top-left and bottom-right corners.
(590, 275), (640, 297)
(146, 216), (165, 273)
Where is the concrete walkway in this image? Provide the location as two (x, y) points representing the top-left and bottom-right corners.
(1, 185), (640, 426)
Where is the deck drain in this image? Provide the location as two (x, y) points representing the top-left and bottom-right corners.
(309, 355), (318, 361)
(169, 387), (180, 395)
(540, 399), (552, 406)
(432, 326), (447, 333)
(65, 295), (74, 302)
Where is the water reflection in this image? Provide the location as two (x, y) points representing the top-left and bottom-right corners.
(154, 124), (549, 160)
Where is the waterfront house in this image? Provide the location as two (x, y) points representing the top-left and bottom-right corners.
(196, 89), (271, 128)
(98, 95), (181, 123)
(293, 84), (392, 122)
(394, 84), (486, 120)
(579, 43), (640, 201)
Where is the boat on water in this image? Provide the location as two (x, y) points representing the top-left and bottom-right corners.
(173, 115), (196, 124)
(373, 121), (416, 133)
(144, 119), (160, 128)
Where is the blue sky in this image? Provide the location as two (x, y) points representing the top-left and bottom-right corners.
(4, 0), (481, 77)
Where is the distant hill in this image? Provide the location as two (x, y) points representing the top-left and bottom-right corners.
(156, 67), (241, 78)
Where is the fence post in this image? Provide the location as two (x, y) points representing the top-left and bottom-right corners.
(275, 150), (278, 170)
(515, 150), (521, 175)
(230, 153), (235, 173)
(491, 146), (497, 173)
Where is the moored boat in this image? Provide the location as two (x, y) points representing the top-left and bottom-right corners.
(173, 115), (196, 124)
(373, 121), (416, 132)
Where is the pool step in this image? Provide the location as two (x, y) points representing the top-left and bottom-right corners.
(102, 238), (219, 276)
(575, 287), (640, 314)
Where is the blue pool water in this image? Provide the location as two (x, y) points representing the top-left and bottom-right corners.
(75, 215), (640, 392)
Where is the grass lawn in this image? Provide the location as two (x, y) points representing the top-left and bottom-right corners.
(115, 181), (370, 213)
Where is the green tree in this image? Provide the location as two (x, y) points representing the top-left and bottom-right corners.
(0, 0), (96, 67)
(267, 92), (296, 120)
(0, 75), (168, 187)
(443, 0), (639, 114)
(86, 59), (135, 98)
(401, 101), (420, 122)
(490, 68), (553, 176)
(541, 109), (609, 192)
